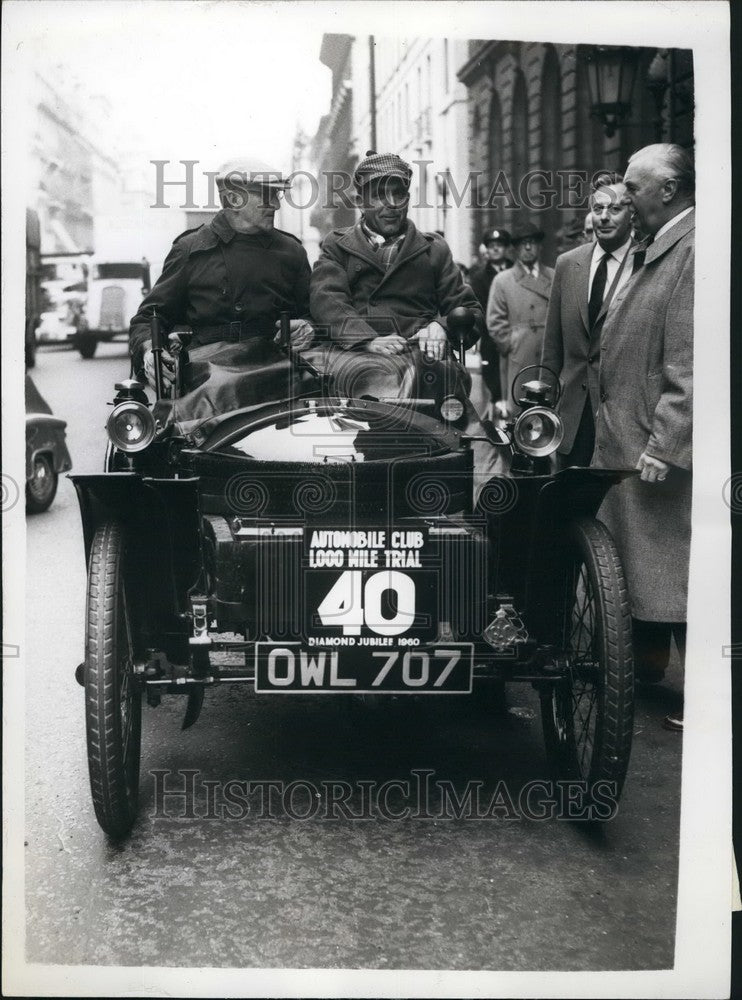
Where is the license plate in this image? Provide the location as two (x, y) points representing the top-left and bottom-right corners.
(303, 527), (437, 642)
(255, 643), (473, 694)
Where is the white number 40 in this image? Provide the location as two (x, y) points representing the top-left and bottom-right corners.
(317, 570), (415, 636)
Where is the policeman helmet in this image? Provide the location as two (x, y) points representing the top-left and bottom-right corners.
(481, 228), (512, 247)
(215, 157), (291, 194)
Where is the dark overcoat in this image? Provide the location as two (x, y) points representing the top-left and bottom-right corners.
(309, 220), (484, 348)
(592, 209), (694, 622)
(469, 260), (512, 397)
(129, 211), (311, 378)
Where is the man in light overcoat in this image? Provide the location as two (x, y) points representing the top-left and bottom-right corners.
(592, 144), (695, 729)
(485, 222), (553, 414)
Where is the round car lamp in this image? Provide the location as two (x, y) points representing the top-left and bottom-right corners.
(513, 406), (564, 458)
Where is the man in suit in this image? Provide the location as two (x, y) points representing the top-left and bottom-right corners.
(468, 228), (512, 412)
(541, 173), (634, 466)
(485, 222), (554, 414)
(592, 144), (695, 729)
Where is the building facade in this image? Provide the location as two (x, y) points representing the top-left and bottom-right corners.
(458, 41), (694, 264)
(28, 66), (123, 254)
(310, 34), (357, 239)
(311, 36), (694, 268)
(310, 34), (473, 265)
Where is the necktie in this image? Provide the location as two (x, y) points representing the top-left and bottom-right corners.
(632, 236), (654, 273)
(588, 252), (610, 329)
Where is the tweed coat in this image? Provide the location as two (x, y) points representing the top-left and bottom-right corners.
(541, 241), (631, 453)
(310, 220), (484, 348)
(485, 261), (554, 407)
(592, 209), (694, 621)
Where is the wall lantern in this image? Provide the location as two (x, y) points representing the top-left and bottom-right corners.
(584, 46), (640, 137)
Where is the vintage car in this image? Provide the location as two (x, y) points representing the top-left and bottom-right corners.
(73, 258), (150, 358)
(72, 310), (634, 838)
(25, 375), (72, 513)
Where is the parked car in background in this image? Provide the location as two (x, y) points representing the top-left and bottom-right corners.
(75, 258), (150, 358)
(25, 209), (42, 369)
(35, 252), (91, 352)
(25, 375), (72, 513)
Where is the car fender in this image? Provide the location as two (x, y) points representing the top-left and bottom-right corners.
(26, 414), (72, 479)
(71, 473), (202, 628)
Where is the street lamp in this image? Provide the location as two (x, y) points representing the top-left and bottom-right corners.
(584, 46), (640, 138)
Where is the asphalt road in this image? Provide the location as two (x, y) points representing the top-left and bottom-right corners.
(23, 341), (685, 971)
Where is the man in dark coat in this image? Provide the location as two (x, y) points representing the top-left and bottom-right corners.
(129, 157), (313, 390)
(592, 144), (695, 729)
(468, 228), (512, 411)
(310, 152), (484, 360)
(541, 173), (634, 467)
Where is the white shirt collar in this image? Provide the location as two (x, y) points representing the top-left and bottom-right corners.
(653, 205), (694, 241)
(592, 236), (632, 264)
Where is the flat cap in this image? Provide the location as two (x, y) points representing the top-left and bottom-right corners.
(216, 157), (290, 190)
(481, 228), (512, 246)
(353, 150), (412, 189)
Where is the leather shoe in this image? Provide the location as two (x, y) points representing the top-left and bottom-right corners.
(662, 712), (684, 732)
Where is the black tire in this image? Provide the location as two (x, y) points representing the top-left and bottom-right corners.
(25, 454), (58, 513)
(84, 521), (142, 837)
(540, 517), (634, 801)
(77, 335), (98, 359)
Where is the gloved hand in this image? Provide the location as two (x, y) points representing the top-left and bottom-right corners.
(142, 333), (188, 388)
(274, 319), (315, 351)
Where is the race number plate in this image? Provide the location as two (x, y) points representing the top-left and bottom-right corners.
(303, 527), (437, 643)
(254, 643), (474, 693)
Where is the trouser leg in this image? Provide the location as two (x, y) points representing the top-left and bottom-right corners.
(671, 622), (687, 670)
(632, 619), (673, 683)
(560, 399), (595, 468)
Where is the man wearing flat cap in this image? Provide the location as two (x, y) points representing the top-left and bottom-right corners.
(485, 221), (554, 414)
(130, 157), (313, 390)
(468, 228), (512, 410)
(310, 151), (484, 363)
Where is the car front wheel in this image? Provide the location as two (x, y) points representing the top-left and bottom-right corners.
(540, 517), (634, 805)
(26, 454), (58, 513)
(76, 334), (98, 358)
(84, 521), (142, 838)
